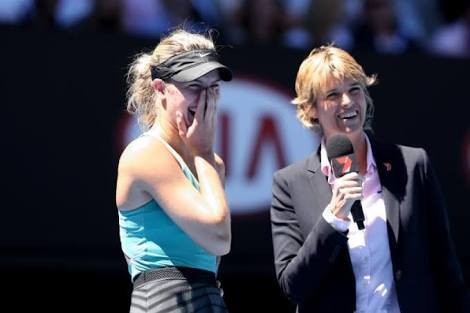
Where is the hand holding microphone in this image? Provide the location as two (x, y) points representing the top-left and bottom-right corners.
(326, 134), (365, 230)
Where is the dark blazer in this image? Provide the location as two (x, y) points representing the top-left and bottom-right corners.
(271, 136), (470, 313)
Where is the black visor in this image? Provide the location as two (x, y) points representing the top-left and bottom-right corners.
(151, 49), (232, 82)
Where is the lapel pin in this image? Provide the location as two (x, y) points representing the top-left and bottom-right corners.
(384, 162), (392, 172)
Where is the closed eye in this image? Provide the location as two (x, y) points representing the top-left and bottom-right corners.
(349, 86), (361, 95)
(186, 84), (201, 90)
(326, 92), (339, 100)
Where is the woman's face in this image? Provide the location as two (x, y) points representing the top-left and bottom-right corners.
(315, 76), (367, 140)
(164, 70), (221, 127)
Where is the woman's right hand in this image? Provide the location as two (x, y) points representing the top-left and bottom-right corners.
(176, 88), (217, 157)
(328, 172), (363, 220)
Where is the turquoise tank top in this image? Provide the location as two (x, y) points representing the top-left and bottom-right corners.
(118, 134), (216, 280)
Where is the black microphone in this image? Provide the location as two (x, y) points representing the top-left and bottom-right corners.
(325, 134), (365, 230)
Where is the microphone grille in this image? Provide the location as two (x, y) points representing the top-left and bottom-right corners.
(325, 134), (354, 159)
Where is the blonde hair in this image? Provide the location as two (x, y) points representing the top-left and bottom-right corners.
(292, 45), (377, 132)
(126, 29), (216, 130)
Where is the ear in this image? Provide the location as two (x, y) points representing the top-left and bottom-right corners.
(152, 79), (166, 96)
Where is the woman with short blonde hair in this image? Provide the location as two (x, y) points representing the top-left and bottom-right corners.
(271, 45), (469, 313)
(292, 45), (377, 132)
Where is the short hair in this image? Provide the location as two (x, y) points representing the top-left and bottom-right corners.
(292, 45), (377, 132)
(126, 29), (216, 130)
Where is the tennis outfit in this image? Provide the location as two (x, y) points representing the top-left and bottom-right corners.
(118, 133), (228, 313)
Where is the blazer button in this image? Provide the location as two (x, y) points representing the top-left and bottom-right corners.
(395, 270), (402, 282)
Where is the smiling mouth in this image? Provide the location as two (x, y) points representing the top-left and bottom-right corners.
(337, 111), (357, 120)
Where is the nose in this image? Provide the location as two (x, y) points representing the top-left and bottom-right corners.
(340, 92), (352, 107)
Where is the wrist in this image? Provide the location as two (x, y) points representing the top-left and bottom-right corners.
(328, 204), (350, 221)
(193, 150), (216, 164)
(323, 205), (350, 233)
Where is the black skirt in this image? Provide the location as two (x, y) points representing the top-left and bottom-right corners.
(130, 267), (228, 313)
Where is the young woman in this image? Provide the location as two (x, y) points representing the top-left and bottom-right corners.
(116, 29), (232, 313)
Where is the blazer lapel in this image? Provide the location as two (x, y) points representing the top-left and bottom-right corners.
(369, 135), (402, 257)
(306, 148), (332, 214)
(304, 147), (355, 280)
(306, 138), (403, 247)
(381, 183), (400, 244)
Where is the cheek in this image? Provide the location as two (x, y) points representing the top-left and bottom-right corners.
(315, 103), (331, 124)
(317, 100), (337, 116)
(169, 89), (195, 109)
(352, 93), (366, 111)
(182, 90), (200, 105)
(358, 95), (367, 115)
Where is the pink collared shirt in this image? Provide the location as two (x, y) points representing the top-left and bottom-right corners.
(321, 134), (400, 313)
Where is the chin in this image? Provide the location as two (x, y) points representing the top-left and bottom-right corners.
(343, 122), (363, 133)
(345, 128), (363, 135)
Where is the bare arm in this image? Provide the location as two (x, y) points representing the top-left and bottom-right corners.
(117, 88), (230, 256)
(118, 138), (230, 256)
(173, 87), (230, 255)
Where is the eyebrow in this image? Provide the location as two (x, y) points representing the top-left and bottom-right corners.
(325, 82), (361, 94)
(325, 87), (340, 95)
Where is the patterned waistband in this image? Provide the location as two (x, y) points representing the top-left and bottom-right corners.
(133, 266), (217, 288)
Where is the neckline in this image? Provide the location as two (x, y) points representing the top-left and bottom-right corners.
(143, 131), (199, 184)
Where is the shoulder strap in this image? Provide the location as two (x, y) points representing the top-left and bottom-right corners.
(143, 132), (199, 188)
